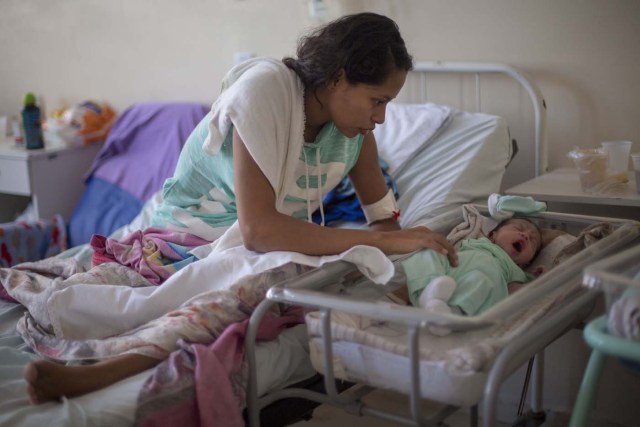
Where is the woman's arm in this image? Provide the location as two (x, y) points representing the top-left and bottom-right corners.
(233, 129), (457, 262)
(348, 132), (401, 232)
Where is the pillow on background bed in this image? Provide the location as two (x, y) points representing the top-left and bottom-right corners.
(379, 107), (512, 228)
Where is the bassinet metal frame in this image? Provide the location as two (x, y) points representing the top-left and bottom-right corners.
(242, 62), (582, 427)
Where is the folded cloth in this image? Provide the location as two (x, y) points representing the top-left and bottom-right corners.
(553, 222), (614, 266)
(446, 205), (496, 249)
(487, 193), (547, 221)
(608, 291), (640, 341)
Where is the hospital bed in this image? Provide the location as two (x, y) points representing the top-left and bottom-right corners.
(244, 63), (640, 427)
(0, 61), (635, 427)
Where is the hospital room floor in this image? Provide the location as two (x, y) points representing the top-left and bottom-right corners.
(290, 388), (515, 426)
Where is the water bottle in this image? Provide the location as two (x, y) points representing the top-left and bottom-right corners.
(22, 92), (44, 149)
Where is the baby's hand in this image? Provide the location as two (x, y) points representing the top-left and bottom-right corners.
(533, 265), (547, 277)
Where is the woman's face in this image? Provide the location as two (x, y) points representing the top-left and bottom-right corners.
(327, 68), (407, 138)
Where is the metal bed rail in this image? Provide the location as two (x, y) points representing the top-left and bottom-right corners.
(411, 61), (548, 176)
(270, 219), (639, 332)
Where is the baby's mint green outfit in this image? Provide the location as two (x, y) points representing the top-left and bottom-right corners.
(402, 237), (534, 315)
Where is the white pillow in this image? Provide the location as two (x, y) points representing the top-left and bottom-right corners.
(373, 102), (451, 174)
(392, 109), (512, 227)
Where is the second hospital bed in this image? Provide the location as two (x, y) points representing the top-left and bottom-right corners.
(1, 62), (635, 427)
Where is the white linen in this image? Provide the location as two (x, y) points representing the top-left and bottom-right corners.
(47, 245), (394, 340)
(373, 102), (451, 174)
(392, 110), (511, 227)
(608, 294), (640, 341)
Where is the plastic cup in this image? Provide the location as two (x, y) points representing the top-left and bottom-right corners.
(631, 152), (640, 194)
(567, 148), (608, 193)
(601, 140), (632, 176)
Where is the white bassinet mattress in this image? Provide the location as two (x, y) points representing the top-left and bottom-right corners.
(306, 283), (576, 407)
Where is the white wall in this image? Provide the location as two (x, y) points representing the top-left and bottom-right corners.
(1, 0), (639, 424)
(1, 0), (639, 185)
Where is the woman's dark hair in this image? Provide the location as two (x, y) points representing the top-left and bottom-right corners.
(283, 13), (413, 91)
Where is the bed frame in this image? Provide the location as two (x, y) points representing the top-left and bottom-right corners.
(243, 62), (634, 427)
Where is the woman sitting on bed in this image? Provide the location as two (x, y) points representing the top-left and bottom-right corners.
(23, 12), (458, 404)
(403, 217), (545, 335)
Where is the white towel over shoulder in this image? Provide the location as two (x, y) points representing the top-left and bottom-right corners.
(199, 57), (307, 253)
(204, 57), (305, 214)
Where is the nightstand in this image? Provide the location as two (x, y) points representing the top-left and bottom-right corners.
(505, 168), (640, 219)
(0, 138), (102, 221)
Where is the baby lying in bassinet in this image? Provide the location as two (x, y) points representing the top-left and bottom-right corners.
(385, 197), (617, 336)
(402, 216), (544, 335)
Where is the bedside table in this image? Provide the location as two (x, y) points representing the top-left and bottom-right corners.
(505, 168), (640, 219)
(0, 138), (103, 221)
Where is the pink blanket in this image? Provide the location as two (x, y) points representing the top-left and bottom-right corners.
(91, 227), (209, 285)
(135, 307), (305, 427)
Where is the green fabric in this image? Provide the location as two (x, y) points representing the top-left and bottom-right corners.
(402, 237), (533, 316)
(151, 113), (362, 230)
(496, 195), (546, 214)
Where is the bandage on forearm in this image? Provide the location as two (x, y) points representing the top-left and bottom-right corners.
(362, 189), (400, 224)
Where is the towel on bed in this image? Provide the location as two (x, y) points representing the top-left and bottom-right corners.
(608, 291), (640, 341)
(552, 222), (614, 265)
(445, 205), (496, 248)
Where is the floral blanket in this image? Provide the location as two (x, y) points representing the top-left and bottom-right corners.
(1, 256), (311, 426)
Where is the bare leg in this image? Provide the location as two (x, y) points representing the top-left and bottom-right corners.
(24, 353), (161, 404)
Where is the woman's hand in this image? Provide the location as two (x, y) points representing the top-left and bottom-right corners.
(382, 227), (458, 267)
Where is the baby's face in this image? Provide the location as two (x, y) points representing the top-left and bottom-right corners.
(490, 219), (542, 267)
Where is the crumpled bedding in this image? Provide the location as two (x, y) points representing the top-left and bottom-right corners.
(0, 227), (394, 427)
(608, 292), (640, 341)
(91, 227), (209, 285)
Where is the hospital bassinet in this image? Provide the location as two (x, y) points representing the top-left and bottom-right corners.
(246, 207), (640, 427)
